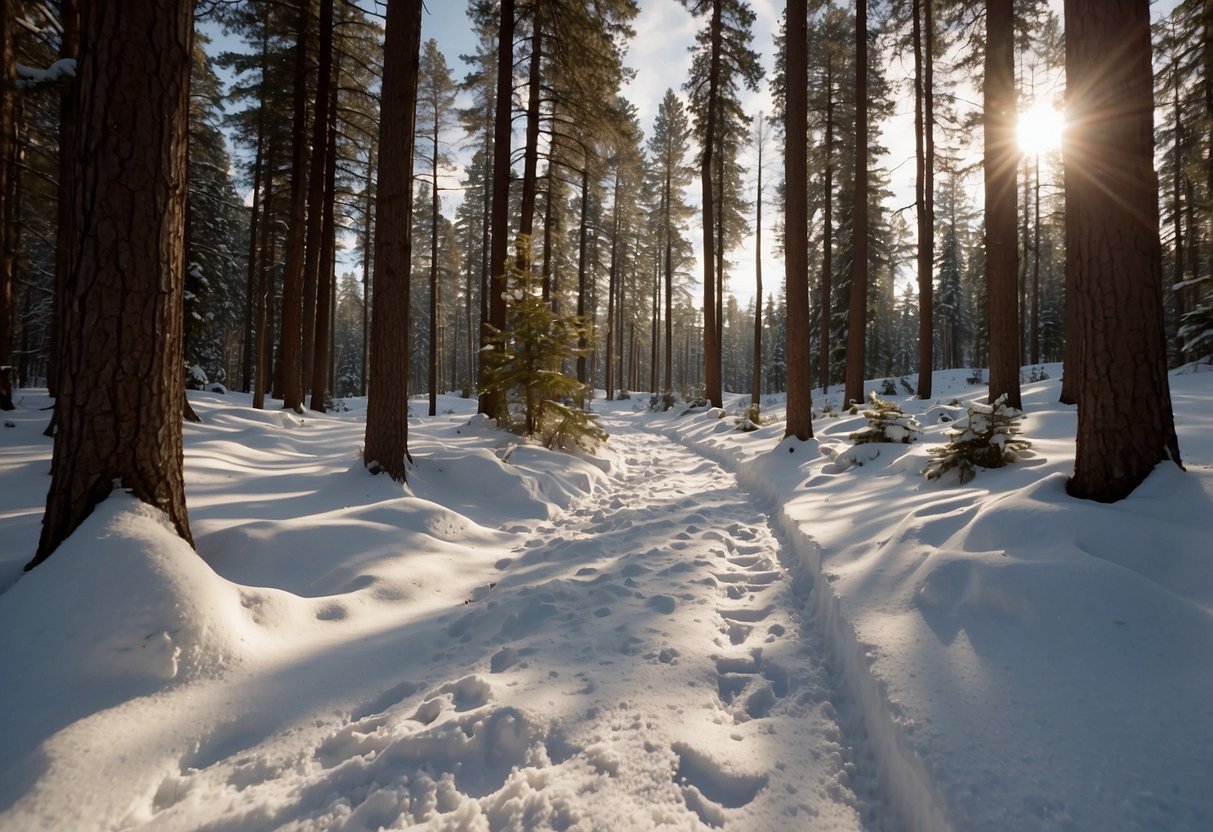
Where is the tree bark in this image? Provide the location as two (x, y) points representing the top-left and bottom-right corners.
(364, 0), (422, 482)
(480, 0), (514, 418)
(0, 0), (15, 410)
(302, 0), (335, 404)
(820, 52), (833, 394)
(278, 2), (311, 411)
(914, 0), (935, 398)
(1064, 0), (1182, 502)
(310, 56), (340, 413)
(253, 145), (277, 411)
(984, 0), (1022, 409)
(752, 114), (763, 410)
(32, 0), (194, 566)
(844, 0), (869, 407)
(784, 0), (812, 439)
(701, 0), (723, 409)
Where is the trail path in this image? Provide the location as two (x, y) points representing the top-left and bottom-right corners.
(233, 413), (890, 830)
(34, 412), (893, 831)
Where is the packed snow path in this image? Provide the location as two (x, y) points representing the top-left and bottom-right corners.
(4, 410), (893, 831)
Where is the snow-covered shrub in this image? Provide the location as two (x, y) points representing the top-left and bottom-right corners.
(1179, 291), (1213, 360)
(923, 394), (1030, 484)
(735, 403), (762, 432)
(1026, 366), (1050, 382)
(186, 364), (209, 391)
(649, 391), (677, 412)
(880, 378), (897, 396)
(848, 391), (921, 444)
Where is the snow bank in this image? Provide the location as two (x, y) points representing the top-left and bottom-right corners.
(660, 366), (1213, 832)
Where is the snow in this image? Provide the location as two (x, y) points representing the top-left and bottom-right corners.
(0, 364), (1210, 831)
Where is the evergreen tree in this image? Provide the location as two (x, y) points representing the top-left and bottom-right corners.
(416, 38), (459, 415)
(681, 0), (762, 408)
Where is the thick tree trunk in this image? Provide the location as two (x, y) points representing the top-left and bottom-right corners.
(480, 0), (514, 418)
(1064, 0), (1182, 502)
(984, 0), (1022, 409)
(364, 0), (422, 483)
(278, 4), (312, 411)
(784, 0), (812, 440)
(302, 0), (335, 403)
(844, 0), (869, 407)
(32, 0), (194, 566)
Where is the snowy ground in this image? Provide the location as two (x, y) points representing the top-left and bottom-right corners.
(1, 364), (1210, 831)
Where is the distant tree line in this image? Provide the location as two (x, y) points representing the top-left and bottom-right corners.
(0, 0), (1198, 565)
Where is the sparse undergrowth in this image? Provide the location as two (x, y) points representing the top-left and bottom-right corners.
(923, 394), (1030, 484)
(849, 391), (921, 444)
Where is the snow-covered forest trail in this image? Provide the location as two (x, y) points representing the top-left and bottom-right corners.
(148, 412), (891, 830)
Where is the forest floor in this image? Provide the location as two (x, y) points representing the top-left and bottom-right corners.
(1, 364), (1211, 831)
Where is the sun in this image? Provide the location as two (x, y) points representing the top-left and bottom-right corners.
(1017, 102), (1065, 156)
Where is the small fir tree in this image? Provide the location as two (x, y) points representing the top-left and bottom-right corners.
(481, 254), (607, 452)
(923, 394), (1030, 484)
(849, 391), (921, 444)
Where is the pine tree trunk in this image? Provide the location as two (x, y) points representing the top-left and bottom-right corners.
(0, 1), (15, 411)
(914, 0), (935, 399)
(253, 146), (277, 411)
(279, 4), (312, 412)
(364, 0), (422, 483)
(32, 0), (194, 566)
(241, 117), (265, 394)
(701, 0), (723, 409)
(1065, 0), (1182, 502)
(310, 60), (340, 413)
(984, 0), (1022, 410)
(302, 0), (335, 404)
(820, 53), (833, 394)
(784, 0), (812, 440)
(844, 0), (869, 407)
(480, 0), (514, 418)
(429, 98), (440, 416)
(752, 117), (763, 410)
(576, 166), (590, 390)
(361, 148), (374, 397)
(664, 168), (673, 397)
